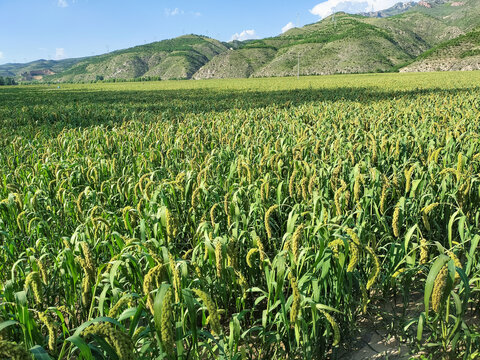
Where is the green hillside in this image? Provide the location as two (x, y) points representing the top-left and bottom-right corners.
(48, 35), (228, 82)
(259, 13), (440, 77)
(192, 48), (277, 79)
(0, 35), (227, 82)
(365, 11), (463, 49)
(192, 0), (480, 79)
(0, 58), (84, 79)
(194, 8), (466, 79)
(401, 27), (480, 72)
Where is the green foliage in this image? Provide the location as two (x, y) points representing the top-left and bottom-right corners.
(402, 27), (480, 71)
(460, 49), (480, 58)
(281, 16), (396, 46)
(415, 28), (480, 61)
(0, 76), (17, 86)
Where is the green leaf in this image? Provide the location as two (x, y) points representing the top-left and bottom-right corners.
(458, 215), (466, 244)
(0, 320), (20, 332)
(109, 260), (122, 289)
(176, 321), (184, 358)
(228, 316), (241, 351)
(404, 224), (418, 254)
(410, 179), (422, 197)
(448, 210), (459, 249)
(14, 290), (27, 307)
(153, 284), (171, 340)
(30, 345), (54, 360)
(118, 307), (138, 321)
(276, 181), (284, 204)
(98, 284), (110, 317)
(128, 303), (145, 338)
(182, 289), (198, 350)
(91, 334), (119, 359)
(66, 334), (93, 359)
(447, 293), (463, 344)
(466, 234), (480, 275)
(140, 219), (146, 242)
(416, 313), (425, 341)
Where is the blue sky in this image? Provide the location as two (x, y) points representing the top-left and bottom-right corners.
(0, 0), (416, 65)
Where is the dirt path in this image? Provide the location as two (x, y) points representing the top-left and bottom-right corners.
(339, 330), (412, 360)
(337, 292), (426, 360)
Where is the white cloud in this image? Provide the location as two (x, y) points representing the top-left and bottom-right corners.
(57, 0), (68, 8)
(165, 8), (184, 16)
(55, 48), (65, 60)
(282, 22), (295, 33)
(230, 29), (257, 42)
(310, 0), (419, 18)
(0, 52), (3, 59)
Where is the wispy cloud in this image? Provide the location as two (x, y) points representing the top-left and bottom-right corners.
(57, 0), (68, 8)
(165, 8), (184, 16)
(230, 29), (257, 42)
(55, 48), (65, 60)
(282, 22), (295, 33)
(310, 0), (419, 18)
(0, 52), (4, 59)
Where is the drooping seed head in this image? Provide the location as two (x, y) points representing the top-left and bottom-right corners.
(320, 310), (340, 346)
(392, 204), (400, 238)
(193, 289), (221, 335)
(160, 287), (175, 357)
(291, 224), (305, 264)
(264, 204), (278, 239)
(25, 271), (43, 304)
(289, 276), (301, 325)
(365, 246), (380, 290)
(246, 248), (258, 268)
(419, 239), (428, 265)
(432, 265), (449, 313)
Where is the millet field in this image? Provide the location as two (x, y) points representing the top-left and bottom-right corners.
(1, 72), (480, 359)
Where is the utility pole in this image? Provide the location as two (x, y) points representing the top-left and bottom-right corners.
(297, 52), (300, 79)
(297, 12), (300, 79)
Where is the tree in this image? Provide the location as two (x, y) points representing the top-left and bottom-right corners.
(0, 77), (17, 86)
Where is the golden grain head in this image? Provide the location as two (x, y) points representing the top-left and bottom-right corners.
(432, 265), (449, 313)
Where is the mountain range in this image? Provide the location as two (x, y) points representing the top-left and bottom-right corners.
(1, 0), (479, 82)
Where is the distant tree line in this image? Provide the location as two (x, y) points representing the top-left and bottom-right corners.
(27, 75), (170, 85)
(96, 76), (163, 83)
(0, 76), (17, 86)
(42, 75), (164, 84)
